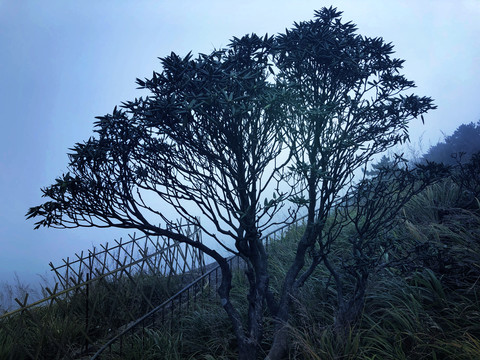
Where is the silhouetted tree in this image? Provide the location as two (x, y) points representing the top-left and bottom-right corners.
(365, 154), (398, 177)
(267, 8), (435, 357)
(451, 150), (480, 209)
(27, 8), (436, 359)
(326, 158), (448, 332)
(423, 120), (480, 165)
(28, 34), (288, 360)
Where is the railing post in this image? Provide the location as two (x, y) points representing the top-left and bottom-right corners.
(179, 293), (182, 317)
(89, 216), (308, 359)
(142, 320), (145, 351)
(214, 268), (217, 291)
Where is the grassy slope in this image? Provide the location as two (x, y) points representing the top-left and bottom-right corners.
(122, 179), (480, 360)
(1, 177), (479, 359)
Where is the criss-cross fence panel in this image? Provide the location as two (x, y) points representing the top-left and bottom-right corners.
(0, 222), (205, 360)
(90, 215), (307, 359)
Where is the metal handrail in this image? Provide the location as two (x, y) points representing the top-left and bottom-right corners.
(90, 256), (236, 359)
(90, 215), (307, 359)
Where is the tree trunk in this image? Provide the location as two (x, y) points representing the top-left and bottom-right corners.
(266, 223), (319, 359)
(265, 276), (294, 359)
(266, 324), (289, 360)
(238, 338), (259, 360)
(333, 275), (368, 335)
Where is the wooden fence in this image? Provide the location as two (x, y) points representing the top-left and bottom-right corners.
(0, 222), (205, 360)
(90, 216), (307, 359)
(48, 223), (204, 291)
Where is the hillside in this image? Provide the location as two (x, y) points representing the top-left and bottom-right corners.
(1, 163), (479, 359)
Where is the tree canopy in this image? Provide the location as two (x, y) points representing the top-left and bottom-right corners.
(422, 120), (480, 165)
(27, 7), (440, 359)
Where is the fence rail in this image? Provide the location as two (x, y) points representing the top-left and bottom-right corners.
(91, 215), (307, 359)
(0, 222), (205, 359)
(0, 216), (306, 359)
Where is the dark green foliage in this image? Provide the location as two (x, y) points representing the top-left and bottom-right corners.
(365, 155), (399, 177)
(423, 120), (480, 165)
(119, 176), (480, 359)
(0, 273), (179, 360)
(451, 151), (480, 208)
(26, 7), (439, 359)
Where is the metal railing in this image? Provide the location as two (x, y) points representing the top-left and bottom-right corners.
(0, 223), (205, 359)
(91, 215), (307, 359)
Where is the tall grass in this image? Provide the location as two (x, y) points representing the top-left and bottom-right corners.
(0, 271), (181, 360)
(2, 177), (479, 359)
(285, 179), (480, 359)
(129, 178), (480, 359)
(0, 273), (42, 314)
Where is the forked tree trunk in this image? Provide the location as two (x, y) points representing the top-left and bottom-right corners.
(226, 230), (272, 360)
(333, 276), (368, 335)
(265, 268), (301, 359)
(266, 223), (319, 359)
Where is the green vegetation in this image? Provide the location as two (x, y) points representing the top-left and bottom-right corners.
(110, 170), (480, 359)
(26, 7), (439, 358)
(423, 120), (480, 165)
(0, 272), (182, 360)
(3, 154), (480, 358)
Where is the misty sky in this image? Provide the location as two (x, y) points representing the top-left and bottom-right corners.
(0, 0), (479, 287)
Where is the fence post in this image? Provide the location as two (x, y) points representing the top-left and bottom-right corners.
(85, 272), (89, 353)
(65, 257), (70, 289)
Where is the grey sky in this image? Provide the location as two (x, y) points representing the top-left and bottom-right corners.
(0, 0), (479, 286)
